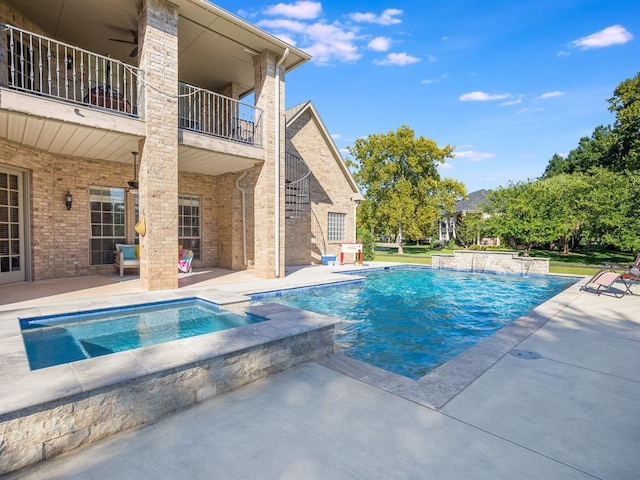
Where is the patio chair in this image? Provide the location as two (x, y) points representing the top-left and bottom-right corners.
(603, 252), (640, 272)
(178, 249), (194, 273)
(583, 267), (638, 297)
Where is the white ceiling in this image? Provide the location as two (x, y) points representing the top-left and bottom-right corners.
(3, 0), (311, 98)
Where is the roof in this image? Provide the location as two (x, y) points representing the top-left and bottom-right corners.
(453, 189), (488, 213)
(286, 101), (363, 200)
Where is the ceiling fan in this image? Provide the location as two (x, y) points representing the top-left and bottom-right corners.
(109, 30), (138, 58)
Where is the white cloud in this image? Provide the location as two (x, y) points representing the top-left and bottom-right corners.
(517, 107), (544, 114)
(331, 133), (342, 140)
(258, 18), (361, 63)
(454, 150), (495, 162)
(438, 162), (454, 170)
(571, 25), (633, 49)
(421, 74), (448, 85)
(258, 18), (307, 32)
(500, 98), (522, 106)
(349, 8), (403, 25)
(537, 91), (564, 100)
(368, 36), (391, 51)
(459, 91), (510, 101)
(375, 52), (420, 66)
(264, 1), (322, 20)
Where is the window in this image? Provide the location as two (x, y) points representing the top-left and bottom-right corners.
(179, 194), (201, 260)
(327, 212), (346, 243)
(89, 187), (125, 265)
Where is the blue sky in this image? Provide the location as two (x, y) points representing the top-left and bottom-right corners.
(216, 0), (639, 193)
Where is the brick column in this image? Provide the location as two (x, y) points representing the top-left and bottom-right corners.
(253, 50), (286, 278)
(137, 0), (179, 290)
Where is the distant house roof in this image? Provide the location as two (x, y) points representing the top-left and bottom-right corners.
(453, 189), (488, 214)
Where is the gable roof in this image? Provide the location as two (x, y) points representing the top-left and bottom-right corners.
(286, 101), (363, 200)
(453, 189), (488, 213)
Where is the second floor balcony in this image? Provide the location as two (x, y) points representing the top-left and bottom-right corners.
(178, 82), (263, 147)
(0, 23), (263, 150)
(1, 23), (141, 117)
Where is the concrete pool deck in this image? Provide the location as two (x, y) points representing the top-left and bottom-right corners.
(1, 263), (639, 479)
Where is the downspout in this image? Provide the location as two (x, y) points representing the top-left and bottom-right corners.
(274, 47), (289, 278)
(235, 170), (249, 267)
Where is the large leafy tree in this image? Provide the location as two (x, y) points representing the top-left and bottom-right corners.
(536, 174), (589, 254)
(607, 71), (640, 172)
(542, 125), (616, 177)
(483, 181), (551, 256)
(348, 126), (465, 254)
(543, 72), (640, 176)
(581, 168), (640, 252)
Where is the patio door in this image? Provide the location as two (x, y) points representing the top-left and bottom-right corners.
(0, 166), (26, 284)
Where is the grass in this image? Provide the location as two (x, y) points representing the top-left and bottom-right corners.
(373, 244), (637, 276)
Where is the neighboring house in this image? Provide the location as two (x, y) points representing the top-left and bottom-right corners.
(439, 189), (500, 246)
(285, 101), (363, 265)
(0, 0), (362, 289)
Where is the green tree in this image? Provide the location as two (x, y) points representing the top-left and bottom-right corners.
(455, 213), (487, 248)
(356, 227), (375, 261)
(483, 181), (552, 256)
(537, 174), (589, 254)
(543, 72), (640, 177)
(542, 153), (570, 178)
(543, 125), (616, 177)
(608, 71), (640, 172)
(348, 125), (465, 254)
(581, 168), (640, 252)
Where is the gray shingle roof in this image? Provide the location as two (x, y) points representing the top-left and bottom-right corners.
(453, 189), (488, 213)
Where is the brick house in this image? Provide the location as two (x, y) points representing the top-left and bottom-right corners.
(285, 101), (363, 265)
(439, 189), (500, 246)
(0, 0), (362, 289)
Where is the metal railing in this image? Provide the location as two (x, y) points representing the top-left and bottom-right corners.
(178, 82), (263, 147)
(285, 152), (310, 219)
(0, 23), (141, 117)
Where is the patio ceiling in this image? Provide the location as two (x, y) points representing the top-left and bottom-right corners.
(3, 0), (311, 98)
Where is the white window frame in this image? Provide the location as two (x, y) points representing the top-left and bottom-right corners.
(327, 212), (346, 243)
(89, 187), (126, 265)
(179, 194), (201, 260)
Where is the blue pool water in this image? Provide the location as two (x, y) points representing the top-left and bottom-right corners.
(253, 267), (579, 379)
(21, 298), (260, 370)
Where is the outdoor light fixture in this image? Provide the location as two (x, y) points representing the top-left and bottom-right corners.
(64, 190), (73, 210)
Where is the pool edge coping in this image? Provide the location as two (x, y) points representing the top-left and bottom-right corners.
(0, 294), (340, 418)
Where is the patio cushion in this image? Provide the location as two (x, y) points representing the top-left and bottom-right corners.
(121, 245), (137, 260)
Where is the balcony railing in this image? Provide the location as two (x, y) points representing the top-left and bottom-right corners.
(0, 23), (141, 117)
(178, 82), (263, 147)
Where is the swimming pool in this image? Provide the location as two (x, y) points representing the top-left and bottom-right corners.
(252, 267), (579, 379)
(21, 298), (260, 370)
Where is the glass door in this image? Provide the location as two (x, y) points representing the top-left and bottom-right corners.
(0, 167), (25, 284)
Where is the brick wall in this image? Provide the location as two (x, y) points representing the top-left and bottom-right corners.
(0, 139), (233, 280)
(285, 108), (356, 264)
(137, 0), (179, 290)
(253, 50), (285, 278)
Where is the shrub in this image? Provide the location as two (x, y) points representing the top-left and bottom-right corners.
(357, 228), (376, 261)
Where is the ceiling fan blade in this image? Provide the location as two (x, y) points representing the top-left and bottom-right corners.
(130, 46), (138, 58)
(109, 38), (137, 45)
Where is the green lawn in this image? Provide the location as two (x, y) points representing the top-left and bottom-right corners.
(373, 244), (636, 276)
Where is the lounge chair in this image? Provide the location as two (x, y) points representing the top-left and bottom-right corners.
(583, 266), (639, 297)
